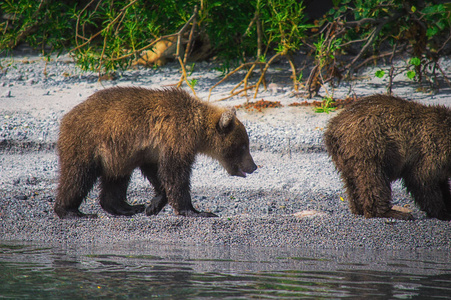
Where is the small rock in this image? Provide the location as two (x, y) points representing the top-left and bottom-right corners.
(268, 83), (281, 93)
(1, 90), (12, 97)
(293, 210), (326, 218)
(15, 195), (28, 200)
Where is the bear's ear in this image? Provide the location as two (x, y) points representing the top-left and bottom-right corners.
(218, 107), (236, 132)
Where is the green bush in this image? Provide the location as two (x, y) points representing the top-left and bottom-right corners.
(0, 0), (74, 53)
(1, 0), (450, 92)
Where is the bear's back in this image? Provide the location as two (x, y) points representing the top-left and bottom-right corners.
(325, 94), (451, 165)
(61, 87), (211, 133)
(76, 87), (200, 116)
(328, 94), (450, 135)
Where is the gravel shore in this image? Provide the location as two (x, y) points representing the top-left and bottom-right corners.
(1, 52), (450, 250)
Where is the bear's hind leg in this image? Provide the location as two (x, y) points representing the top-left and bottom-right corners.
(55, 163), (98, 219)
(355, 165), (413, 220)
(99, 175), (145, 216)
(405, 177), (451, 220)
(439, 180), (451, 217)
(140, 163), (168, 216)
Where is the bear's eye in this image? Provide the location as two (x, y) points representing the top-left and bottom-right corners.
(237, 144), (247, 154)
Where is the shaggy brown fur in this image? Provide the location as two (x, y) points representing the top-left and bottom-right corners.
(324, 94), (451, 221)
(55, 87), (257, 219)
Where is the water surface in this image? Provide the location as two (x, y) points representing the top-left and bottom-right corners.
(1, 241), (450, 299)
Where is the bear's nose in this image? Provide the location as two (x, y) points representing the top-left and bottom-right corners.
(243, 157), (257, 174)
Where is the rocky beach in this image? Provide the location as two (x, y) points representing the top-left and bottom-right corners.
(1, 52), (451, 251)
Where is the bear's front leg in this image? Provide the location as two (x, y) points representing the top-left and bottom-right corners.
(159, 157), (217, 218)
(145, 193), (168, 216)
(168, 185), (217, 218)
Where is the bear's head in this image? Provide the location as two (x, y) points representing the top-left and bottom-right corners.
(210, 108), (257, 177)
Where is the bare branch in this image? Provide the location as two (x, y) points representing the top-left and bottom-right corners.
(253, 52), (282, 98)
(342, 12), (403, 74)
(213, 85), (256, 102)
(176, 6), (199, 95)
(208, 62), (265, 101)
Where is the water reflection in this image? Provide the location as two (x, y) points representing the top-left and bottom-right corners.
(1, 241), (450, 299)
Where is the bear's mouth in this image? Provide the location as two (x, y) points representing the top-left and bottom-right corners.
(228, 163), (257, 178)
(234, 168), (247, 178)
(223, 162), (255, 178)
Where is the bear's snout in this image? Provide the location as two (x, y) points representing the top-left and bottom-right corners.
(243, 158), (257, 174)
(235, 153), (257, 177)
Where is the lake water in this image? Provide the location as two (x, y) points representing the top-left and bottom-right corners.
(1, 241), (451, 299)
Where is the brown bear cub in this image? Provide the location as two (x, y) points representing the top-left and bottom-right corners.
(55, 87), (257, 219)
(324, 94), (451, 221)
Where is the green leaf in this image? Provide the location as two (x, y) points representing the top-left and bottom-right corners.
(297, 71), (303, 81)
(422, 4), (444, 14)
(426, 27), (439, 37)
(409, 57), (421, 66)
(375, 69), (385, 78)
(411, 5), (416, 13)
(406, 70), (416, 80)
(332, 0), (341, 7)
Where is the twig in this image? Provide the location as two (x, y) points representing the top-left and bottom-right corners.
(70, 0), (138, 54)
(207, 62), (265, 101)
(345, 18), (379, 27)
(387, 65), (395, 95)
(339, 38), (369, 48)
(353, 50), (400, 71)
(286, 54), (299, 91)
(386, 43), (399, 95)
(177, 57), (196, 95)
(176, 6), (199, 95)
(212, 85), (256, 102)
(256, 11), (266, 92)
(436, 62), (451, 88)
(253, 52), (282, 98)
(242, 63), (258, 99)
(231, 79), (244, 94)
(342, 12), (403, 75)
(437, 29), (451, 55)
(183, 9), (197, 65)
(75, 0), (97, 48)
(242, 10), (259, 39)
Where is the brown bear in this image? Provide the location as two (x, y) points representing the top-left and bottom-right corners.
(55, 87), (257, 219)
(324, 94), (451, 221)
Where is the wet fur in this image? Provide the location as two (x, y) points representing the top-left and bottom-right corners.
(324, 94), (451, 220)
